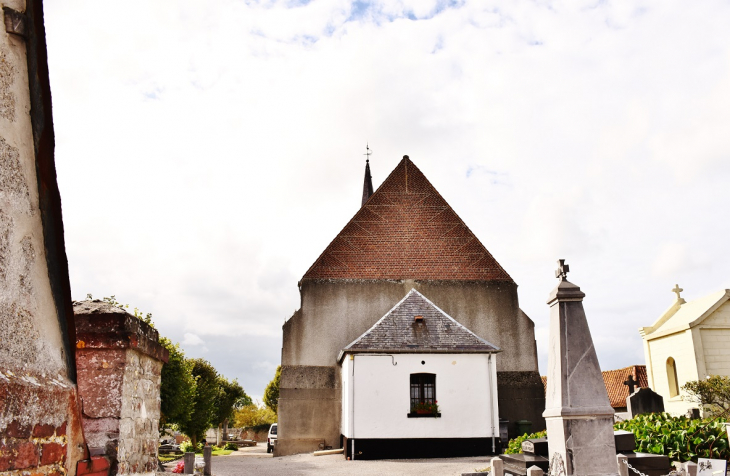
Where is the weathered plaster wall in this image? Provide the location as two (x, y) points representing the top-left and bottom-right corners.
(74, 303), (168, 476)
(0, 2), (87, 474)
(278, 280), (545, 454)
(283, 280), (536, 371)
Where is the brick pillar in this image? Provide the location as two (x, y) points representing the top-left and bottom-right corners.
(74, 301), (169, 476)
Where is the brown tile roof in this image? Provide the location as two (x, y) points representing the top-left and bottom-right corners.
(541, 365), (648, 409)
(339, 289), (500, 360)
(303, 156), (513, 282)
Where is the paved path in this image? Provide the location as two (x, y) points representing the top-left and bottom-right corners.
(203, 444), (491, 476)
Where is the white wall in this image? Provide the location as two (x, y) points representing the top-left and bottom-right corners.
(647, 330), (699, 415)
(341, 353), (498, 439)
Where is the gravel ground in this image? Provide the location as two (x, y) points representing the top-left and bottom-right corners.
(193, 444), (492, 476)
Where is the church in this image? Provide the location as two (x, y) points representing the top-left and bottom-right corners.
(277, 155), (545, 458)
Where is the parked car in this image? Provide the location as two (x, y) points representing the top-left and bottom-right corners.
(267, 423), (277, 453)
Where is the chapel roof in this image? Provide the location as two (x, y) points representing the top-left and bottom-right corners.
(338, 289), (500, 361)
(303, 156), (513, 282)
(641, 289), (730, 339)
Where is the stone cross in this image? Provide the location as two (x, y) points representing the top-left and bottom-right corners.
(623, 374), (638, 394)
(554, 259), (570, 281)
(672, 284), (683, 300)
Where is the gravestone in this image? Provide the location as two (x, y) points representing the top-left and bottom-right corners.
(542, 260), (618, 475)
(626, 388), (664, 417)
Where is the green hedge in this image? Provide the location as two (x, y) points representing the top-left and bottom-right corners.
(505, 413), (729, 463)
(614, 413), (728, 462)
(504, 430), (547, 454)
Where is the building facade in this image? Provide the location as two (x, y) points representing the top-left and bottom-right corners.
(277, 156), (545, 456)
(639, 287), (730, 415)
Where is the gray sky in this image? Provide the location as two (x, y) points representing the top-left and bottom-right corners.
(44, 0), (730, 402)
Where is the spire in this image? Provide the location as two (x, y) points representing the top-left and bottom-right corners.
(361, 144), (374, 207)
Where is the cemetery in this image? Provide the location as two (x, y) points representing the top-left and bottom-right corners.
(1, 2), (729, 476)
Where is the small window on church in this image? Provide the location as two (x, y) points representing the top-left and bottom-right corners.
(666, 357), (679, 398)
(410, 373), (436, 412)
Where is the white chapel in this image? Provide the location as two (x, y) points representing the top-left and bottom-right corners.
(639, 286), (730, 415)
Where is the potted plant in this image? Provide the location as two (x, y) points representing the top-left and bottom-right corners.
(411, 401), (440, 416)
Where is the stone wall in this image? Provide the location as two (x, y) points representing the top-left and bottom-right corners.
(74, 302), (169, 476)
(0, 2), (88, 474)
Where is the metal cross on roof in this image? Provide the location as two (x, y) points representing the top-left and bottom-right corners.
(364, 143), (372, 163)
(555, 259), (570, 281)
(623, 374), (638, 394)
(672, 284), (683, 300)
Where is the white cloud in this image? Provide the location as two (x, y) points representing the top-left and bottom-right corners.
(182, 333), (207, 348)
(43, 0), (730, 394)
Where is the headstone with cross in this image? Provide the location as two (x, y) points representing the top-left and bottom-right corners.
(623, 374), (638, 395)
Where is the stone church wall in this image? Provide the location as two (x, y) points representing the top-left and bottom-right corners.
(0, 2), (88, 474)
(278, 279), (545, 454)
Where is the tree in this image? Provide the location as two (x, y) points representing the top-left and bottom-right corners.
(213, 377), (249, 442)
(159, 337), (196, 431)
(263, 365), (281, 414)
(682, 375), (730, 417)
(234, 401), (276, 428)
(179, 359), (219, 448)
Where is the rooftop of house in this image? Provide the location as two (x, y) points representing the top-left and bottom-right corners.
(303, 156), (513, 282)
(338, 289), (500, 361)
(541, 365), (648, 409)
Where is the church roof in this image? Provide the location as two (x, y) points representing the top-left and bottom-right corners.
(303, 156), (513, 282)
(641, 289), (730, 339)
(338, 289), (500, 361)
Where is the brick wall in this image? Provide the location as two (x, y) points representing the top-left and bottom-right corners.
(74, 302), (169, 476)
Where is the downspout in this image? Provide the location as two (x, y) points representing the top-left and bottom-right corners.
(488, 354), (496, 454)
(352, 355), (355, 460)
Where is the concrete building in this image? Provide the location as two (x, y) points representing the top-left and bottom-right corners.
(277, 156), (545, 456)
(639, 286), (730, 415)
(339, 289), (501, 459)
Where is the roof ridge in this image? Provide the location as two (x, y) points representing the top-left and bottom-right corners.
(302, 156), (514, 282)
(339, 289), (501, 360)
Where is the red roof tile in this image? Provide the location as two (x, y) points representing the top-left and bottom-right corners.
(541, 365), (648, 409)
(302, 157), (513, 282)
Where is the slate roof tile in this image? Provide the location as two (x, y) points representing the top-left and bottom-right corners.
(340, 289), (500, 359)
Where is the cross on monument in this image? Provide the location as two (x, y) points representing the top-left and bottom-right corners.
(623, 374), (638, 394)
(672, 284), (683, 300)
(555, 259), (570, 281)
(364, 143), (372, 163)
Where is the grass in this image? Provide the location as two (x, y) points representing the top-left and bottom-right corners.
(158, 454), (181, 463)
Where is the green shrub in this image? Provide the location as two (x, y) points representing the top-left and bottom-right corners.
(614, 413), (728, 462)
(224, 442), (239, 451)
(504, 430), (547, 454)
(179, 440), (200, 453)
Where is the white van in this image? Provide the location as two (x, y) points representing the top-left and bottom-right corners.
(267, 423), (277, 453)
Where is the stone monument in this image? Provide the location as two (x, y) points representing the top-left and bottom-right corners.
(543, 260), (618, 475)
(626, 388), (664, 418)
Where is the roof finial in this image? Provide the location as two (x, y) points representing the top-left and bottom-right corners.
(672, 284), (683, 301)
(361, 144), (374, 207)
(555, 259), (569, 281)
